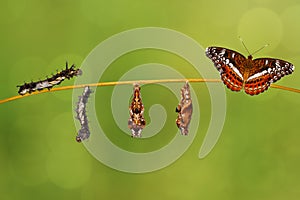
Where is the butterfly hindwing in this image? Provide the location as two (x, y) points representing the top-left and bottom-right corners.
(220, 64), (243, 92)
(244, 71), (271, 95)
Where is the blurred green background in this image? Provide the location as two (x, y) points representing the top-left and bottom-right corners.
(1, 0), (300, 199)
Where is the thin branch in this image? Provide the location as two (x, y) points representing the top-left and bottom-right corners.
(0, 78), (299, 104)
(270, 84), (300, 94)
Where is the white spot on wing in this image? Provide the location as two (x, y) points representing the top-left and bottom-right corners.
(267, 67), (272, 73)
(275, 60), (281, 69)
(247, 70), (268, 81)
(265, 59), (268, 65)
(220, 48), (226, 56)
(231, 65), (244, 80)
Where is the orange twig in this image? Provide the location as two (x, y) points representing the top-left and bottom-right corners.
(0, 79), (299, 104)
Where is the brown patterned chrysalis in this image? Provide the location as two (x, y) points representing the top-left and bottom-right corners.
(175, 81), (193, 135)
(128, 83), (146, 137)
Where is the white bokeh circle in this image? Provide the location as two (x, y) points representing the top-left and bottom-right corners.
(238, 8), (282, 53)
(281, 5), (300, 53)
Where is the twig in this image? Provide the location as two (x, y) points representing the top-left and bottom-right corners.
(0, 78), (299, 104)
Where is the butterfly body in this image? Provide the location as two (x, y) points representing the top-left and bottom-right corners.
(206, 47), (295, 95)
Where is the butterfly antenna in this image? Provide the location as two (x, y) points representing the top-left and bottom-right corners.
(251, 44), (269, 56)
(239, 36), (251, 56)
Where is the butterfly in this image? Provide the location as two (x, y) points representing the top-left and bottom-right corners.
(206, 46), (295, 95)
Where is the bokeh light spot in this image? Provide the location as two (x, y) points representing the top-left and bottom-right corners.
(281, 5), (300, 53)
(238, 8), (282, 53)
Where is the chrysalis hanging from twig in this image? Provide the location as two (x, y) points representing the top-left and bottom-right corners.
(75, 86), (93, 142)
(128, 83), (146, 137)
(17, 62), (82, 95)
(175, 81), (193, 135)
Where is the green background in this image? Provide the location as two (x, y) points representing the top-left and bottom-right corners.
(1, 0), (300, 199)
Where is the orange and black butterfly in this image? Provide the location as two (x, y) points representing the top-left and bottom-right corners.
(206, 46), (294, 95)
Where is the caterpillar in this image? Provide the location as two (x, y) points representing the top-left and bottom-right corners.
(75, 86), (93, 142)
(128, 83), (146, 137)
(175, 81), (193, 135)
(17, 62), (82, 95)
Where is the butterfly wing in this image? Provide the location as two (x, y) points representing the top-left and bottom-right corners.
(206, 47), (246, 92)
(244, 58), (295, 95)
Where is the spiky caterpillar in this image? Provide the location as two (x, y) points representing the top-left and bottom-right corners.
(75, 86), (93, 142)
(17, 62), (82, 95)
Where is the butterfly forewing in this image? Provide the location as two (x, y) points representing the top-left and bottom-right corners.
(252, 58), (295, 83)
